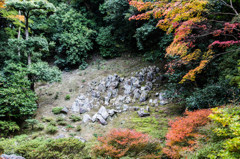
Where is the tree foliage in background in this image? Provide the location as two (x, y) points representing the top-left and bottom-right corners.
(47, 3), (95, 68)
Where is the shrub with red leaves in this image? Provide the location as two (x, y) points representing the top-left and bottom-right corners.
(94, 129), (161, 158)
(163, 109), (212, 159)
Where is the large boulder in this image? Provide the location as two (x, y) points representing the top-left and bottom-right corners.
(133, 89), (141, 99)
(82, 114), (92, 123)
(61, 107), (68, 114)
(92, 114), (108, 125)
(140, 90), (148, 102)
(98, 106), (109, 120)
(72, 100), (80, 113)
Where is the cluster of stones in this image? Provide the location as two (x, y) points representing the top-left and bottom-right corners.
(71, 66), (168, 125)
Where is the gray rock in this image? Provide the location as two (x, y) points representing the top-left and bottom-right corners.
(61, 107), (68, 114)
(124, 96), (131, 104)
(159, 92), (168, 105)
(92, 91), (100, 98)
(96, 114), (108, 125)
(133, 89), (141, 99)
(98, 83), (106, 92)
(110, 81), (119, 89)
(153, 99), (158, 106)
(78, 94), (85, 100)
(82, 114), (92, 123)
(108, 109), (117, 116)
(146, 106), (150, 112)
(91, 113), (98, 122)
(124, 83), (132, 95)
(137, 108), (150, 117)
(145, 81), (153, 91)
(131, 77), (140, 88)
(1, 154), (25, 159)
(147, 71), (154, 81)
(80, 107), (89, 114)
(72, 101), (80, 113)
(74, 136), (86, 143)
(111, 89), (118, 98)
(98, 106), (109, 120)
(55, 134), (65, 139)
(140, 90), (148, 102)
(123, 104), (129, 111)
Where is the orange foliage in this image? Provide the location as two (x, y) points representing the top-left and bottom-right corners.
(0, 0), (5, 8)
(129, 0), (217, 83)
(7, 14), (25, 22)
(94, 129), (161, 158)
(163, 109), (212, 159)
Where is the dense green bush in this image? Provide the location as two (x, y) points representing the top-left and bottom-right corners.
(0, 63), (37, 120)
(96, 26), (120, 58)
(48, 3), (96, 68)
(0, 121), (20, 137)
(28, 62), (61, 84)
(186, 81), (239, 110)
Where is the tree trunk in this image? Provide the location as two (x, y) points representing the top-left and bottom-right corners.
(18, 10), (21, 57)
(25, 12), (31, 65)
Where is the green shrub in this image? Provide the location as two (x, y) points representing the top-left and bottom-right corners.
(46, 125), (58, 134)
(35, 123), (45, 131)
(79, 61), (88, 70)
(56, 116), (65, 122)
(65, 125), (74, 131)
(186, 81), (238, 110)
(65, 95), (70, 100)
(25, 119), (39, 130)
(42, 117), (54, 122)
(57, 121), (67, 126)
(52, 107), (63, 114)
(0, 136), (89, 159)
(0, 145), (4, 155)
(69, 115), (81, 122)
(19, 138), (88, 159)
(0, 121), (20, 137)
(76, 125), (81, 132)
(49, 120), (57, 126)
(208, 106), (240, 158)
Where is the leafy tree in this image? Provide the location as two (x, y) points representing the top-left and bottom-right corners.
(47, 3), (95, 68)
(129, 0), (240, 83)
(5, 0), (55, 65)
(28, 61), (61, 90)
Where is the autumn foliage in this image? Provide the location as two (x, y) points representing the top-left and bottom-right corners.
(163, 109), (212, 159)
(94, 129), (161, 158)
(129, 0), (240, 83)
